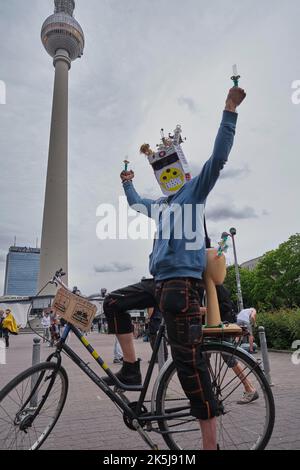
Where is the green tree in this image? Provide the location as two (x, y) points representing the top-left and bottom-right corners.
(252, 234), (300, 309)
(225, 234), (300, 311)
(224, 265), (256, 311)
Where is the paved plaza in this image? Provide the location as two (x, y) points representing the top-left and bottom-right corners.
(1, 332), (300, 450)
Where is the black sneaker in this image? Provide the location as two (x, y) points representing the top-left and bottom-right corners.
(103, 359), (142, 386)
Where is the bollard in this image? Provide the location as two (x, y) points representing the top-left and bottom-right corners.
(258, 326), (273, 386)
(32, 337), (41, 366)
(30, 337), (41, 407)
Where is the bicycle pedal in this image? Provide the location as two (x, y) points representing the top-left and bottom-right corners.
(114, 386), (126, 393)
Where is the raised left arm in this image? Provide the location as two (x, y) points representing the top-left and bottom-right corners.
(189, 87), (246, 201)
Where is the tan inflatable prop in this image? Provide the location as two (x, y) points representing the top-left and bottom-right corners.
(203, 249), (242, 336)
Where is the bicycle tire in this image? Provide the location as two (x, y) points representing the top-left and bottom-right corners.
(0, 362), (68, 450)
(155, 342), (275, 450)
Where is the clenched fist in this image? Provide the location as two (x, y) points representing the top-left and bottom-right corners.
(225, 87), (246, 113)
(120, 170), (135, 182)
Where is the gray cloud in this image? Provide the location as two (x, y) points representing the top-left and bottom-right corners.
(94, 262), (134, 273)
(188, 163), (250, 180)
(206, 204), (259, 221)
(0, 0), (299, 296)
(219, 165), (250, 180)
(178, 96), (199, 114)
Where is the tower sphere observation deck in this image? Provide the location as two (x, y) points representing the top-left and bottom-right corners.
(41, 0), (84, 62)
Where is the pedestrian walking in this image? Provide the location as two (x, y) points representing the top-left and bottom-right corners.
(237, 308), (257, 354)
(113, 338), (123, 364)
(49, 311), (60, 347)
(0, 310), (4, 339)
(41, 311), (51, 343)
(2, 309), (19, 349)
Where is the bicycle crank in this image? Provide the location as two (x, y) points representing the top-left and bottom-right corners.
(123, 403), (159, 450)
(132, 419), (159, 451)
(123, 402), (147, 431)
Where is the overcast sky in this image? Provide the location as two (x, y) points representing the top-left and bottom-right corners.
(0, 0), (299, 295)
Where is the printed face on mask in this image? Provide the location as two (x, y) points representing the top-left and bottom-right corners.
(158, 165), (185, 193)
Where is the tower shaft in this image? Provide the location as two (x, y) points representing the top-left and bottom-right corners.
(38, 50), (70, 294)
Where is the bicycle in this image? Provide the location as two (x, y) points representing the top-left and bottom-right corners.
(0, 261), (275, 451)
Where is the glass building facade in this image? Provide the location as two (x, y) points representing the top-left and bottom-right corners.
(4, 247), (40, 297)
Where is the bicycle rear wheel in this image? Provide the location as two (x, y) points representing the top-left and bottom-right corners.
(0, 362), (68, 450)
(155, 342), (275, 450)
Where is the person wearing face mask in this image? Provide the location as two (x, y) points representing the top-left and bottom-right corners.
(103, 86), (246, 450)
(1, 309), (19, 348)
(0, 310), (4, 339)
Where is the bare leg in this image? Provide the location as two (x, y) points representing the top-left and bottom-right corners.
(116, 333), (136, 363)
(233, 363), (255, 393)
(199, 417), (217, 450)
(249, 335), (254, 353)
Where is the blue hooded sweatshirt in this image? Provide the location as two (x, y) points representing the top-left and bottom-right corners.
(123, 110), (238, 281)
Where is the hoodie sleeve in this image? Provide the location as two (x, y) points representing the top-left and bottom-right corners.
(123, 181), (156, 218)
(188, 110), (238, 202)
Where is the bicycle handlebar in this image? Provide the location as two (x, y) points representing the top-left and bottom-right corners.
(49, 270), (94, 301)
(50, 270), (72, 292)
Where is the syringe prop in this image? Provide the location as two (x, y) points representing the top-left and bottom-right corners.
(231, 64), (241, 87)
(123, 159), (130, 172)
(217, 233), (229, 257)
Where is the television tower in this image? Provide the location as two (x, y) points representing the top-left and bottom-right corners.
(38, 0), (84, 294)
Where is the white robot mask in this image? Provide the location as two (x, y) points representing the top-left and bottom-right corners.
(140, 126), (191, 197)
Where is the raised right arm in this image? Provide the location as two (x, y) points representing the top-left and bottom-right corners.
(123, 180), (156, 218)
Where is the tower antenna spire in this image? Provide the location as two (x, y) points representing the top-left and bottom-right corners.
(54, 0), (75, 16)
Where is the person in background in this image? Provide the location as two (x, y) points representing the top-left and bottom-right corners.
(237, 307), (257, 354)
(2, 309), (19, 348)
(59, 317), (71, 343)
(113, 338), (123, 364)
(49, 311), (60, 347)
(0, 310), (4, 339)
(203, 286), (259, 405)
(41, 311), (51, 343)
(102, 318), (108, 334)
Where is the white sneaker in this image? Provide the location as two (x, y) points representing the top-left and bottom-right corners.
(237, 390), (259, 405)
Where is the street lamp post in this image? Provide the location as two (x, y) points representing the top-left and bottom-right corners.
(229, 228), (244, 312)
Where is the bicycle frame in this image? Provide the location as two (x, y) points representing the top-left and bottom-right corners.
(42, 273), (257, 446)
(47, 321), (189, 430)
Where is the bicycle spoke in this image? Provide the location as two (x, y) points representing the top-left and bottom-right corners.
(0, 363), (68, 450)
(156, 343), (274, 450)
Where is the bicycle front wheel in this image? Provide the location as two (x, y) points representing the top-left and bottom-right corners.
(0, 362), (68, 450)
(155, 342), (275, 450)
